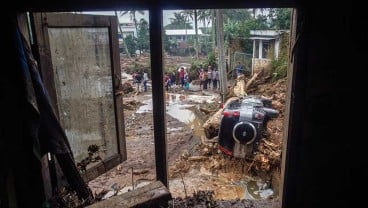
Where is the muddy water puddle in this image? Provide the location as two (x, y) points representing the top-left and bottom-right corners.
(169, 168), (274, 200)
(136, 92), (274, 200)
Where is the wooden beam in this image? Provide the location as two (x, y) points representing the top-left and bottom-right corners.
(86, 181), (172, 208)
(149, 6), (169, 187)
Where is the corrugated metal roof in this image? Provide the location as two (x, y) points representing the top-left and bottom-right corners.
(165, 29), (203, 35)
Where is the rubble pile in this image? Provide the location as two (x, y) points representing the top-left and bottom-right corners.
(170, 72), (287, 197)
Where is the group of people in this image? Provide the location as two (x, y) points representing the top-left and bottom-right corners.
(133, 65), (220, 93)
(164, 66), (190, 91)
(199, 65), (220, 90)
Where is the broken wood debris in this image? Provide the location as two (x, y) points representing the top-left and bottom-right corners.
(76, 144), (104, 172)
(86, 181), (171, 208)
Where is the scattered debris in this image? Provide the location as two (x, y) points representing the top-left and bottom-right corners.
(88, 55), (286, 208)
(76, 144), (104, 172)
(46, 186), (93, 208)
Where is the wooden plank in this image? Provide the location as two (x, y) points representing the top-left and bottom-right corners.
(41, 13), (111, 27)
(31, 12), (60, 116)
(110, 16), (127, 161)
(86, 181), (172, 208)
(80, 154), (121, 182)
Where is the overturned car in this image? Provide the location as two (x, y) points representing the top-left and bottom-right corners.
(218, 95), (279, 158)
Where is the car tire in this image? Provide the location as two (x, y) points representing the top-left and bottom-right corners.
(232, 121), (257, 145)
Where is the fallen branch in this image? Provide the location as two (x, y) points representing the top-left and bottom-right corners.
(131, 167), (134, 190)
(199, 107), (216, 114)
(202, 97), (240, 139)
(247, 160), (255, 172)
(133, 169), (150, 175)
(188, 156), (208, 161)
(179, 172), (188, 198)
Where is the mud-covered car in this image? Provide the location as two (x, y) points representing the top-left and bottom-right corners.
(218, 95), (279, 158)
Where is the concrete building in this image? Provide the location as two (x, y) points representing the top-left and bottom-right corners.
(165, 29), (206, 48)
(250, 30), (289, 73)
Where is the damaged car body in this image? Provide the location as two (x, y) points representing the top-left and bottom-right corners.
(218, 95), (279, 158)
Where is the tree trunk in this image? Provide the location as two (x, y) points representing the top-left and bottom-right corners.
(194, 10), (199, 59)
(211, 10), (216, 52)
(203, 97), (240, 139)
(133, 13), (141, 55)
(216, 9), (227, 103)
(244, 67), (264, 92)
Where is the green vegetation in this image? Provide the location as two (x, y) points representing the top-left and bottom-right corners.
(164, 12), (193, 29)
(124, 35), (137, 55)
(271, 32), (290, 80)
(137, 19), (150, 53)
(163, 8), (291, 58)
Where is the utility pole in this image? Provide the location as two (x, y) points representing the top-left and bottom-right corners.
(216, 9), (227, 103)
(115, 11), (131, 58)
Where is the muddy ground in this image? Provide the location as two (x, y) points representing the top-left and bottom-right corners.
(87, 55), (286, 207)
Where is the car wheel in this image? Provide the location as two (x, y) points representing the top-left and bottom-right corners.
(232, 121), (257, 145)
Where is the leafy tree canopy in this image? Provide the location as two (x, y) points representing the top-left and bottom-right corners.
(164, 12), (193, 29)
(137, 18), (150, 52)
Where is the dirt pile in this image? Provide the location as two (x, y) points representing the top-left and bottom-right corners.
(169, 72), (287, 205)
(86, 55), (287, 207)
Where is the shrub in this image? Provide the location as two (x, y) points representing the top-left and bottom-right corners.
(271, 32), (289, 81)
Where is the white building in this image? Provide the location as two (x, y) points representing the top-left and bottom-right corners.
(165, 29), (207, 48)
(119, 22), (137, 38)
(249, 30), (289, 72)
(118, 22), (137, 53)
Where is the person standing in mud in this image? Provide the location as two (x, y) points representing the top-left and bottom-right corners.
(212, 67), (219, 90)
(133, 70), (143, 92)
(203, 68), (208, 90)
(164, 72), (171, 91)
(199, 68), (204, 89)
(143, 70), (149, 92)
(184, 70), (190, 90)
(179, 66), (185, 88)
(207, 65), (212, 89)
(170, 72), (176, 87)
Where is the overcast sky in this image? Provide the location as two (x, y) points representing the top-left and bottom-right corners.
(82, 10), (185, 26)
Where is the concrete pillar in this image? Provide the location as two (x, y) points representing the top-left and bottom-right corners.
(259, 39), (263, 59)
(275, 39), (280, 59)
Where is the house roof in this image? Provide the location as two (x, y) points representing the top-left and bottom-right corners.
(248, 37), (275, 40)
(250, 30), (289, 39)
(165, 29), (203, 36)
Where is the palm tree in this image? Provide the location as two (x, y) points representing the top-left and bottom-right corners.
(182, 10), (200, 59)
(166, 12), (190, 29)
(115, 10), (131, 58)
(181, 10), (193, 43)
(120, 10), (145, 39)
(198, 9), (211, 54)
(211, 9), (216, 51)
(194, 10), (198, 58)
